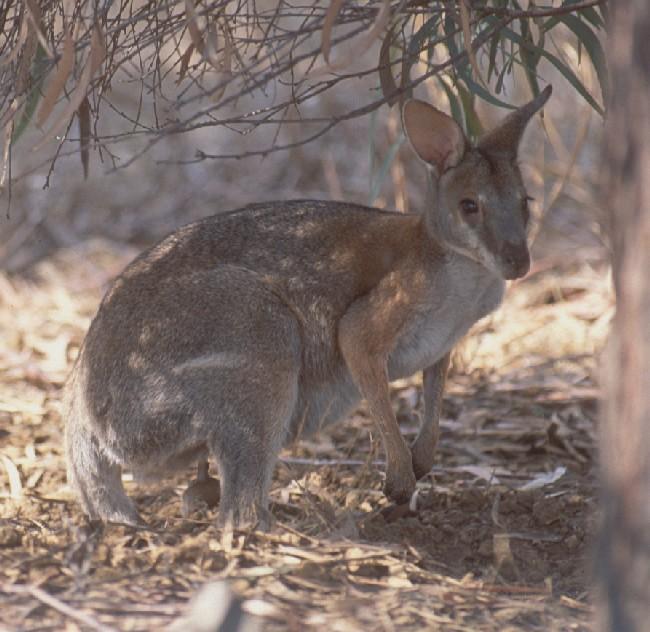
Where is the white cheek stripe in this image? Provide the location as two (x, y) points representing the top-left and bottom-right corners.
(172, 352), (248, 373)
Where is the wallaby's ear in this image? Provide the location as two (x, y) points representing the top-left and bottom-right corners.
(478, 85), (552, 158)
(402, 99), (467, 175)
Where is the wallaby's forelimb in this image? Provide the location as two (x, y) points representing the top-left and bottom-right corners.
(339, 307), (416, 504)
(412, 353), (451, 480)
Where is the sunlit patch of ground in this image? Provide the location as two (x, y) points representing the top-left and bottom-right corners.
(0, 237), (612, 630)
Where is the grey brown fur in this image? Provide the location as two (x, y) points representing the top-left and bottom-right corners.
(65, 86), (552, 529)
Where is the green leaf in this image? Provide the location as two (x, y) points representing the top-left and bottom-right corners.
(444, 12), (516, 110)
(501, 25), (604, 116)
(462, 70), (517, 109)
(441, 9), (461, 86)
(404, 14), (444, 80)
(495, 55), (514, 94)
(519, 18), (541, 99)
(485, 22), (505, 84)
(408, 14), (442, 58)
(559, 0), (604, 29)
(544, 13), (609, 105)
(486, 35), (500, 83)
(599, 2), (610, 26)
(438, 75), (464, 128)
(457, 83), (483, 140)
(378, 26), (399, 106)
(12, 44), (48, 143)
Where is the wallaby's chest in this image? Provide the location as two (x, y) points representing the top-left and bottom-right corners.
(388, 262), (505, 378)
(294, 259), (504, 435)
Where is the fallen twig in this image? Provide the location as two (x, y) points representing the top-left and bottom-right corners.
(2, 583), (118, 632)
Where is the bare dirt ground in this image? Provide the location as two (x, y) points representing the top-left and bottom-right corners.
(0, 237), (611, 631)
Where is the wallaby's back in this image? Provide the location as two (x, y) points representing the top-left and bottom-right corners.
(85, 199), (430, 389)
(108, 200), (428, 311)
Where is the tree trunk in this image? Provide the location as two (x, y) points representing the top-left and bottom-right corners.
(598, 1), (650, 630)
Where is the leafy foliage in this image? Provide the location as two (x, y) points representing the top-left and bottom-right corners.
(0, 0), (607, 176)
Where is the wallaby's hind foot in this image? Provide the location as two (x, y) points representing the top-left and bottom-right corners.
(217, 500), (274, 533)
(214, 441), (278, 532)
(212, 379), (295, 532)
(65, 417), (142, 526)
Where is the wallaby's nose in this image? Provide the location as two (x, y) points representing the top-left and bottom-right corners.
(500, 240), (530, 279)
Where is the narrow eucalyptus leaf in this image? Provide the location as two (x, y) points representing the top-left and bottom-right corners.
(378, 27), (399, 107)
(457, 82), (483, 140)
(463, 70), (517, 110)
(557, 0), (604, 29)
(487, 31), (501, 83)
(519, 19), (540, 98)
(502, 26), (604, 116)
(438, 76), (464, 128)
(545, 13), (609, 104)
(12, 44), (48, 143)
(445, 12), (514, 110)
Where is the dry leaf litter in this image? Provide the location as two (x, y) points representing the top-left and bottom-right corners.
(0, 238), (611, 631)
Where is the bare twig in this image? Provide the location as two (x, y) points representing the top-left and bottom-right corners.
(2, 584), (118, 632)
(0, 0), (607, 176)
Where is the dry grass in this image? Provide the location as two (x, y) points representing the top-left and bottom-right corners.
(0, 234), (612, 630)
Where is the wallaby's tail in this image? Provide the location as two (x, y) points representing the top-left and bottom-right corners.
(64, 365), (142, 526)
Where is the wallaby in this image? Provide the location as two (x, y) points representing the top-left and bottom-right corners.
(65, 85), (552, 529)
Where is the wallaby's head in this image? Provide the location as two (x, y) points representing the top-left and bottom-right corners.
(402, 85), (552, 280)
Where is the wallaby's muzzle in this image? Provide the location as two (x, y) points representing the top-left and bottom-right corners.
(498, 239), (530, 280)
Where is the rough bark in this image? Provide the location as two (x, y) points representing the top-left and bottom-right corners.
(598, 1), (650, 630)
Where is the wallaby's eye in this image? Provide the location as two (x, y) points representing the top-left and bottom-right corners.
(460, 198), (480, 217)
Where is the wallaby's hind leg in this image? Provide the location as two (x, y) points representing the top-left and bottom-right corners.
(214, 439), (278, 530)
(210, 366), (299, 531)
(214, 437), (275, 530)
(65, 415), (142, 526)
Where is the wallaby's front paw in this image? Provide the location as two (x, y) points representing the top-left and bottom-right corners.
(411, 443), (435, 481)
(384, 468), (416, 505)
